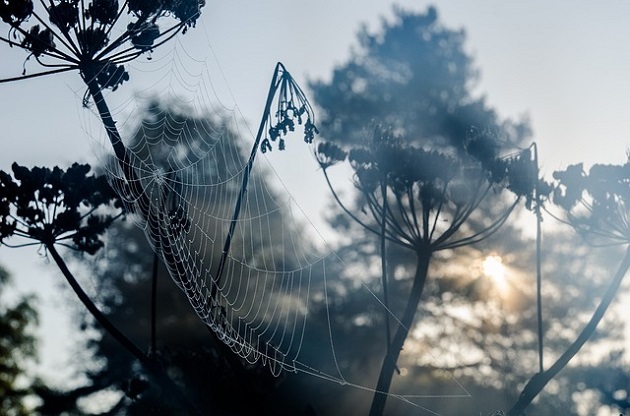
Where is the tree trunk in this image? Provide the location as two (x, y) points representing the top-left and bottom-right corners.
(507, 245), (630, 416)
(369, 251), (432, 416)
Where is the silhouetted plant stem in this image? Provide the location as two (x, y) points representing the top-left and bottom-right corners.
(82, 69), (127, 165)
(81, 67), (146, 209)
(81, 61), (231, 353)
(0, 67), (76, 84)
(533, 143), (544, 374)
(369, 251), (431, 416)
(81, 66), (192, 314)
(46, 242), (146, 360)
(213, 62), (283, 296)
(45, 242), (204, 416)
(379, 179), (394, 365)
(507, 245), (630, 416)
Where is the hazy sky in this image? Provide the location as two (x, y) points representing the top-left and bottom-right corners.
(2, 0), (630, 387)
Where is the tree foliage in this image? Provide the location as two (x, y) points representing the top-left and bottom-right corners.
(309, 5), (530, 151)
(306, 5), (630, 416)
(0, 266), (38, 416)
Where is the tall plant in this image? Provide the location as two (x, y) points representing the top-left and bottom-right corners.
(0, 162), (207, 413)
(0, 0), (204, 206)
(507, 161), (630, 415)
(315, 124), (538, 415)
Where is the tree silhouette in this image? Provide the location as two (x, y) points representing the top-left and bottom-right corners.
(309, 5), (531, 151)
(35, 100), (322, 414)
(309, 6), (546, 414)
(0, 265), (38, 416)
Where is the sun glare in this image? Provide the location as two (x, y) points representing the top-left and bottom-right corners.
(482, 254), (507, 292)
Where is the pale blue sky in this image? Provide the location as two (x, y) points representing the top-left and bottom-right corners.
(1, 0), (630, 388)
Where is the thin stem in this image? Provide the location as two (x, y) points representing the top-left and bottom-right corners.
(369, 251), (432, 416)
(46, 242), (147, 359)
(533, 143), (544, 374)
(427, 182), (448, 242)
(322, 167), (411, 249)
(102, 23), (183, 64)
(432, 181), (490, 247)
(365, 190), (413, 244)
(95, 10), (151, 59)
(99, 0), (129, 47)
(385, 192), (415, 243)
(407, 186), (421, 235)
(213, 62), (283, 296)
(507, 245), (630, 416)
(79, 0), (87, 35)
(379, 179), (394, 369)
(38, 0), (81, 55)
(437, 198), (518, 250)
(0, 29), (78, 64)
(81, 67), (148, 216)
(392, 189), (416, 239)
(44, 242), (203, 416)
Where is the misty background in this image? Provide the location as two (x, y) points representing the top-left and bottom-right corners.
(1, 1), (630, 415)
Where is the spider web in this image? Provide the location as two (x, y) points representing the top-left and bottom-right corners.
(73, 20), (472, 415)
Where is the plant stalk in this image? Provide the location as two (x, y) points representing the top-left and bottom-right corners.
(369, 251), (432, 416)
(45, 242), (203, 416)
(213, 62), (284, 294)
(507, 245), (630, 416)
(80, 64), (152, 222)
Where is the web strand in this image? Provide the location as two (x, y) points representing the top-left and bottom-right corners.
(75, 23), (473, 414)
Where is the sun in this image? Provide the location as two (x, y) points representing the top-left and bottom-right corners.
(482, 254), (507, 292)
